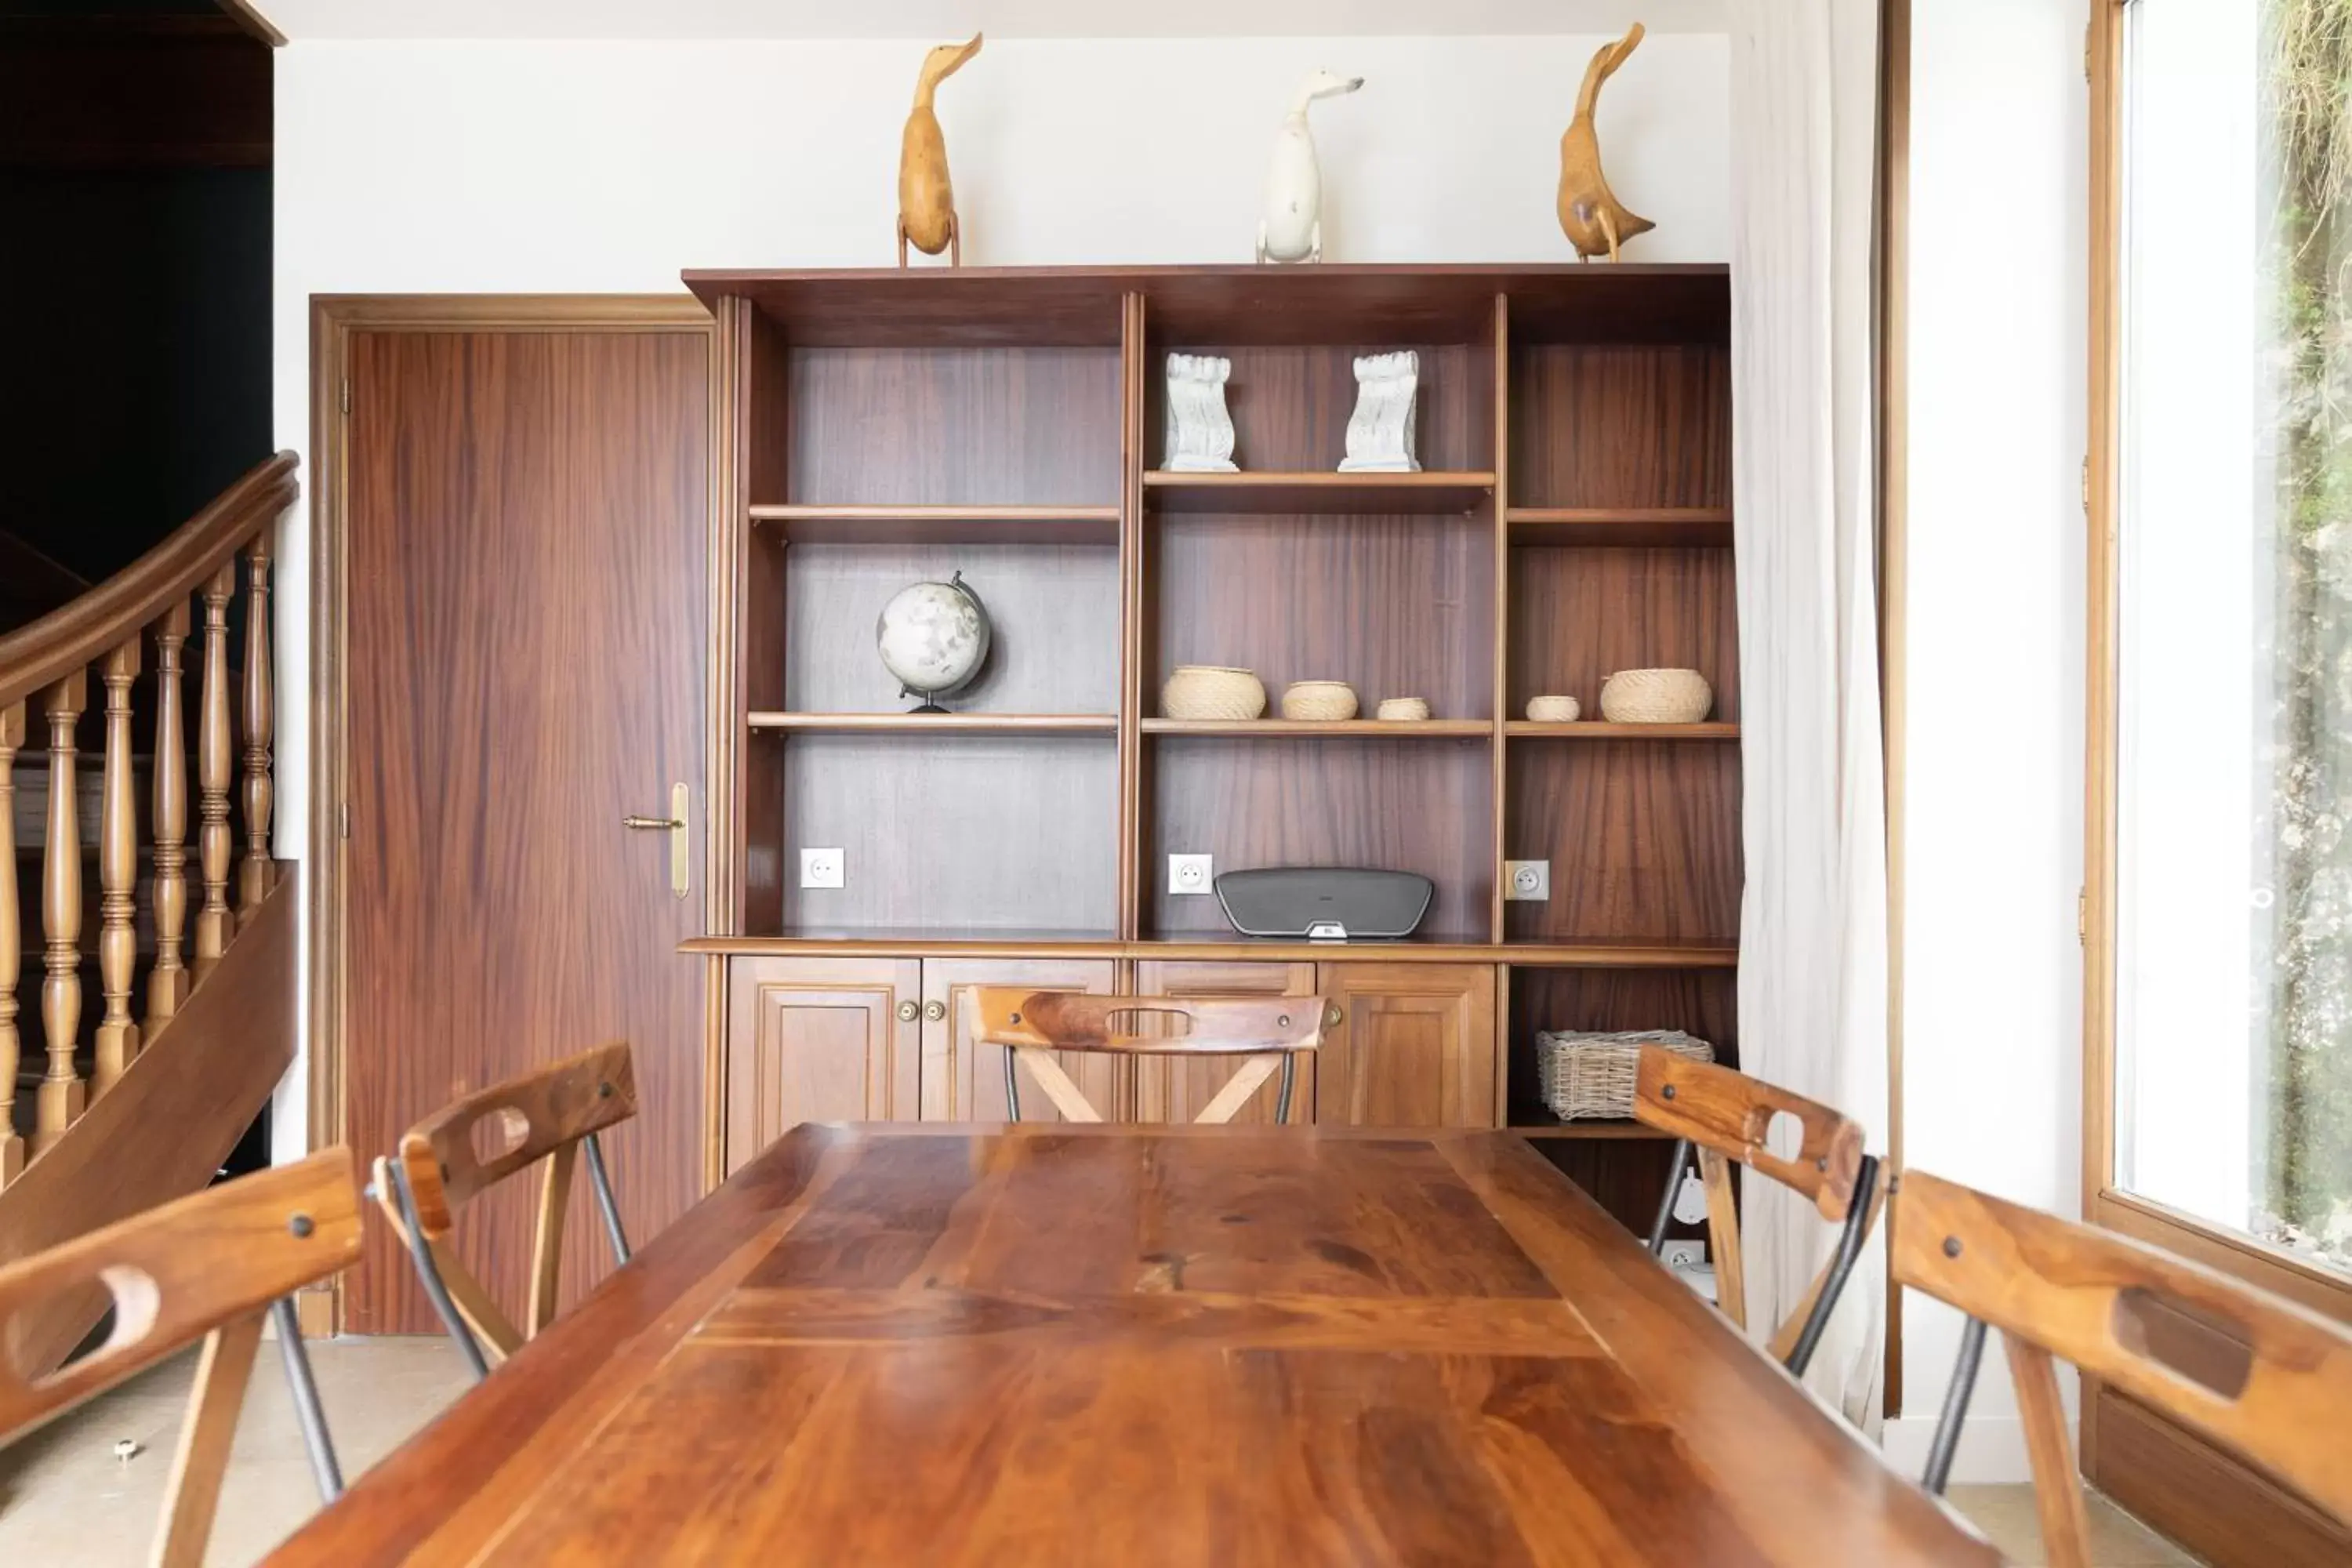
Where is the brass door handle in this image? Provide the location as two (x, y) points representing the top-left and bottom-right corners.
(624, 783), (691, 899)
(897, 1001), (919, 1023)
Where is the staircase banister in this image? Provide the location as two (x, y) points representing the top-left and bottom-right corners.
(0, 452), (299, 709)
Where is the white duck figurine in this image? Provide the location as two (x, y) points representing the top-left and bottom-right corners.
(1258, 68), (1363, 263)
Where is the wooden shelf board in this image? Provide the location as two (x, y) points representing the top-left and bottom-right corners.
(1509, 1116), (1676, 1142)
(1507, 508), (1733, 548)
(1142, 470), (1494, 515)
(750, 503), (1120, 545)
(747, 712), (1117, 736)
(1505, 721), (1740, 741)
(683, 935), (1740, 967)
(1143, 717), (1492, 739)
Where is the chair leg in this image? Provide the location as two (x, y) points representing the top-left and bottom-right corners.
(270, 1295), (344, 1502)
(1646, 1138), (1691, 1254)
(1276, 1053), (1297, 1124)
(1921, 1314), (1989, 1495)
(583, 1131), (631, 1265)
(1784, 1151), (1879, 1378)
(1003, 1045), (1022, 1121)
(387, 1160), (491, 1382)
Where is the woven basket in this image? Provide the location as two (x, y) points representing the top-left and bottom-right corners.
(1376, 696), (1431, 721)
(1599, 669), (1713, 724)
(1280, 681), (1359, 721)
(1526, 694), (1581, 723)
(1162, 665), (1266, 720)
(1534, 1029), (1713, 1120)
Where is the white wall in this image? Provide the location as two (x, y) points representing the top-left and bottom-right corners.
(267, 35), (1730, 1151)
(1890, 0), (2089, 1482)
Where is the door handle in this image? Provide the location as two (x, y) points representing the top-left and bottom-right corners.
(625, 783), (690, 899)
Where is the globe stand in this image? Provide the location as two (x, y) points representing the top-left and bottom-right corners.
(902, 688), (952, 715)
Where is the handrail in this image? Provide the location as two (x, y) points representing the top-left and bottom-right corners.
(0, 452), (299, 709)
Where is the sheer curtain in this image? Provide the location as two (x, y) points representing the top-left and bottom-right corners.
(1727, 0), (1889, 1427)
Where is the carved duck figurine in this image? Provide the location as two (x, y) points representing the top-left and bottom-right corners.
(1557, 24), (1655, 262)
(1258, 68), (1363, 264)
(898, 33), (982, 265)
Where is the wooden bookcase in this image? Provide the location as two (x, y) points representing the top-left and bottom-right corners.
(682, 264), (1738, 1229)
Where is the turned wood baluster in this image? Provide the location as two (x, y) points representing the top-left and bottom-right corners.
(0, 700), (23, 1185)
(194, 562), (236, 978)
(239, 531), (274, 911)
(92, 636), (142, 1097)
(148, 600), (192, 1025)
(34, 671), (88, 1153)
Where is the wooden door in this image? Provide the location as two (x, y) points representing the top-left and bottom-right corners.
(1132, 961), (1319, 1125)
(342, 324), (709, 1334)
(924, 958), (1118, 1122)
(725, 956), (920, 1169)
(1315, 963), (1499, 1128)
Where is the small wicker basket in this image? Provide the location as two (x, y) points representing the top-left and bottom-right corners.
(1533, 1029), (1713, 1121)
(1599, 669), (1713, 724)
(1526, 694), (1581, 723)
(1162, 665), (1266, 720)
(1280, 681), (1359, 721)
(1376, 696), (1431, 721)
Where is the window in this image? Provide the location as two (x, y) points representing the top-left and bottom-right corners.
(2111, 0), (2352, 1277)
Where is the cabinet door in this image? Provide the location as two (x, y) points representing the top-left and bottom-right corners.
(1132, 961), (1320, 1126)
(1315, 963), (1499, 1128)
(924, 958), (1120, 1122)
(725, 956), (920, 1172)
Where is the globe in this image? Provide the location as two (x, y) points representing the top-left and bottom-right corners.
(877, 572), (990, 710)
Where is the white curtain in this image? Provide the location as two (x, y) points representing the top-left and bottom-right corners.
(1727, 0), (1889, 1428)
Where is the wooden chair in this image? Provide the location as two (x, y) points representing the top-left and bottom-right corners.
(370, 1040), (636, 1380)
(1631, 1044), (1885, 1376)
(1893, 1171), (2352, 1564)
(0, 1149), (361, 1567)
(972, 989), (1327, 1124)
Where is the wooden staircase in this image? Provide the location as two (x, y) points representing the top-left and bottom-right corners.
(0, 454), (299, 1377)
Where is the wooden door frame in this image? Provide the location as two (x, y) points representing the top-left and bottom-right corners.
(2079, 3), (2352, 1554)
(306, 295), (724, 1330)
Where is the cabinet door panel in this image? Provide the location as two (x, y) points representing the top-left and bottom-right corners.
(924, 959), (1120, 1122)
(1132, 961), (1319, 1126)
(726, 956), (920, 1171)
(1316, 963), (1498, 1128)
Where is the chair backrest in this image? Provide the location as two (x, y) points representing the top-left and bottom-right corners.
(1893, 1170), (2352, 1564)
(971, 989), (1326, 1123)
(0, 1149), (361, 1567)
(372, 1040), (637, 1369)
(1632, 1046), (1880, 1367)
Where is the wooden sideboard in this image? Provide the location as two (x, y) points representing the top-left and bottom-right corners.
(680, 264), (1737, 1233)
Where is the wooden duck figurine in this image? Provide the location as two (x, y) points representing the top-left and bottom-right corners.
(1557, 24), (1655, 262)
(898, 32), (982, 266)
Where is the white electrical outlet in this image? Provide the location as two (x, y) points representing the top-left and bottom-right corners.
(799, 847), (844, 889)
(1504, 859), (1550, 900)
(1168, 853), (1214, 895)
(1659, 1239), (1707, 1269)
(1671, 1171), (1708, 1225)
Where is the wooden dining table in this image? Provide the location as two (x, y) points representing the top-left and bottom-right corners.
(267, 1123), (1994, 1566)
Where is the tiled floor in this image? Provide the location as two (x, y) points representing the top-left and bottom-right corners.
(1, 1339), (2203, 1566)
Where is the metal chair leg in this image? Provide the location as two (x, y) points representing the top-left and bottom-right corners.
(1275, 1054), (1297, 1124)
(269, 1295), (344, 1501)
(583, 1132), (630, 1265)
(1784, 1152), (1880, 1377)
(1646, 1138), (1691, 1254)
(387, 1159), (491, 1382)
(1003, 1046), (1022, 1121)
(1921, 1315), (1988, 1495)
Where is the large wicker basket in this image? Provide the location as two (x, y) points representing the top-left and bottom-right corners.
(1599, 668), (1713, 724)
(1533, 1029), (1714, 1120)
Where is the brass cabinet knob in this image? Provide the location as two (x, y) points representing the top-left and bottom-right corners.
(1323, 1004), (1344, 1029)
(924, 1000), (947, 1022)
(896, 1001), (919, 1023)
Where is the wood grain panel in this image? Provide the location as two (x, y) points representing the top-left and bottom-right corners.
(1508, 345), (1731, 510)
(782, 541), (1119, 714)
(785, 347), (1119, 506)
(740, 307), (793, 935)
(1504, 741), (1743, 944)
(774, 735), (1117, 935)
(2089, 1385), (2352, 1567)
(1145, 735), (1494, 942)
(1152, 512), (1494, 721)
(724, 957), (919, 1171)
(921, 957), (1119, 1122)
(1316, 962), (1497, 1128)
(1132, 960), (1320, 1126)
(1143, 343), (1488, 475)
(344, 328), (710, 1334)
(1526, 1136), (1701, 1240)
(1507, 544), (1740, 720)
